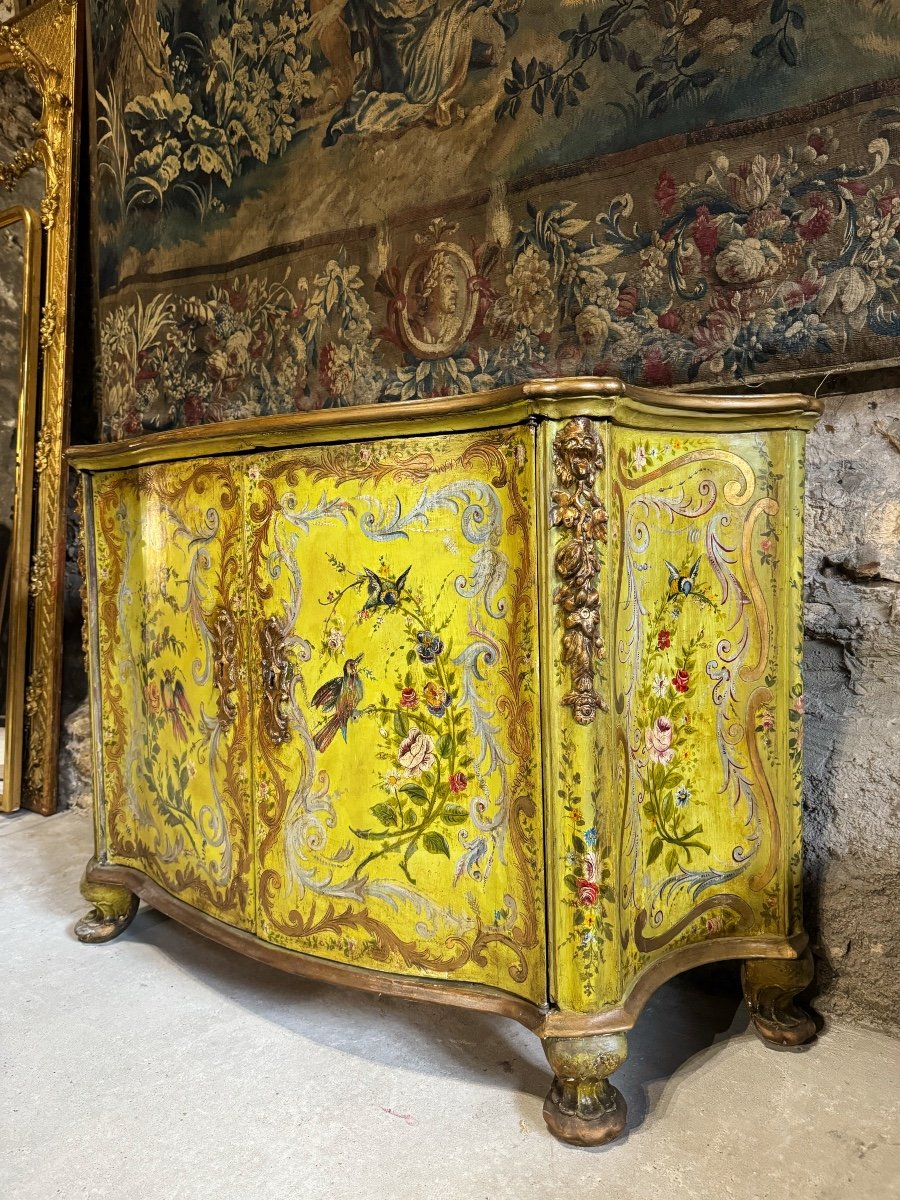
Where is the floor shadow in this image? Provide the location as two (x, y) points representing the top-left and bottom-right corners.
(125, 907), (550, 1099)
(616, 962), (747, 1133)
(124, 906), (767, 1138)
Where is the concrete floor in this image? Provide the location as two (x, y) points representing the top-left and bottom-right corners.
(2, 810), (898, 1200)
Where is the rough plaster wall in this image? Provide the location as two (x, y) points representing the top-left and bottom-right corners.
(804, 386), (900, 1035)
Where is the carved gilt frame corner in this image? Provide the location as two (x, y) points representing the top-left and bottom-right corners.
(0, 0), (80, 813)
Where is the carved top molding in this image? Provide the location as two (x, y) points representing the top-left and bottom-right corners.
(68, 377), (824, 472)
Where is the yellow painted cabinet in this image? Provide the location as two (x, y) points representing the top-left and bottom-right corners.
(75, 381), (820, 1147)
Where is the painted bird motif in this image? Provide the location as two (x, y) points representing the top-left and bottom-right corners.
(312, 654), (365, 752)
(161, 668), (193, 742)
(664, 557), (714, 607)
(362, 566), (410, 612)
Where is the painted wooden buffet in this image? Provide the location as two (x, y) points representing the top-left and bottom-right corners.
(71, 377), (821, 1146)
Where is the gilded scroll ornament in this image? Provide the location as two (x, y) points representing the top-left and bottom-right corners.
(550, 418), (608, 725)
(29, 538), (50, 598)
(259, 615), (292, 744)
(210, 607), (238, 727)
(39, 298), (57, 348)
(34, 428), (52, 474)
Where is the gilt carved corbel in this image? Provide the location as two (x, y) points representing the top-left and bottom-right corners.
(550, 418), (608, 725)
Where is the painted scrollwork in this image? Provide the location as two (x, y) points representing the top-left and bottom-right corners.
(550, 418), (608, 726)
(210, 607), (238, 727)
(247, 429), (543, 994)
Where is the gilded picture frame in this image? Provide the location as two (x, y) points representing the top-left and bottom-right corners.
(0, 205), (41, 811)
(0, 0), (80, 812)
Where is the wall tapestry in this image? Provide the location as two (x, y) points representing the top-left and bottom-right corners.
(88, 0), (900, 437)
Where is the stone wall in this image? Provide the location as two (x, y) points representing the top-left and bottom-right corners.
(803, 386), (900, 1036)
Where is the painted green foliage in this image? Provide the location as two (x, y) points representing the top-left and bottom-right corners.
(557, 728), (615, 998)
(318, 553), (482, 886)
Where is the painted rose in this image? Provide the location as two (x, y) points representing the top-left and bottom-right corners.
(576, 878), (599, 906)
(715, 237), (782, 286)
(657, 629), (671, 650)
(146, 682), (161, 714)
(398, 727), (435, 776)
(672, 668), (690, 694)
(448, 770), (467, 793)
(326, 626), (345, 652)
(399, 687), (418, 710)
(645, 716), (675, 765)
(423, 681), (449, 717)
(634, 446), (647, 470)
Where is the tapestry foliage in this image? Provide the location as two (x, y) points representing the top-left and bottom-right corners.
(88, 0), (900, 435)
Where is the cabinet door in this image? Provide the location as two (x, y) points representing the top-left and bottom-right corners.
(245, 427), (545, 1002)
(89, 459), (255, 928)
(612, 428), (802, 993)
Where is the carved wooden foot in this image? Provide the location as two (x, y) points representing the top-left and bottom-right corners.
(742, 948), (816, 1047)
(542, 1033), (628, 1146)
(75, 861), (138, 944)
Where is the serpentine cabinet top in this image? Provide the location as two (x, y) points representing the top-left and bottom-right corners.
(67, 377), (823, 470)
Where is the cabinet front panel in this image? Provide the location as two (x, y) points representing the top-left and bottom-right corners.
(91, 460), (255, 928)
(246, 427), (545, 1002)
(612, 428), (798, 993)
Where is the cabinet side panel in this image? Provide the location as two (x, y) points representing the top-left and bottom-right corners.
(612, 427), (792, 995)
(246, 427), (546, 1003)
(541, 418), (621, 1014)
(91, 459), (255, 928)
